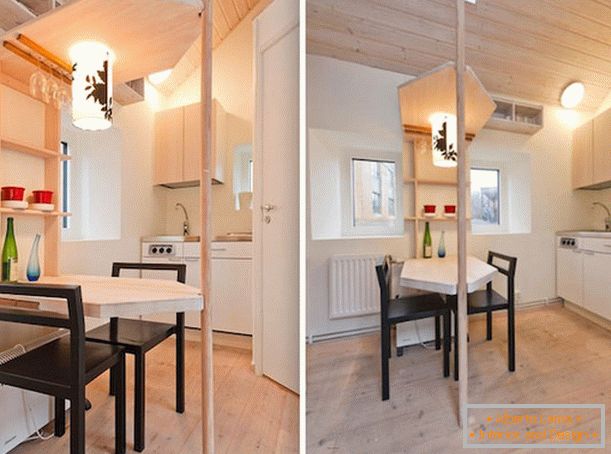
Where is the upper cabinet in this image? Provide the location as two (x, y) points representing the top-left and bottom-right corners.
(572, 120), (593, 190)
(573, 107), (611, 190)
(592, 108), (611, 186)
(154, 100), (226, 187)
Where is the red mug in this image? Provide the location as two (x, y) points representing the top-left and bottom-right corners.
(444, 205), (456, 214)
(1, 186), (25, 201)
(32, 190), (53, 204)
(423, 204), (436, 214)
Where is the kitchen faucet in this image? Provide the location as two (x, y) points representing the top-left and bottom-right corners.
(175, 203), (190, 236)
(592, 202), (611, 231)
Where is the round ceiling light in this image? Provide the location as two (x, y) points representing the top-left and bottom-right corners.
(560, 82), (585, 109)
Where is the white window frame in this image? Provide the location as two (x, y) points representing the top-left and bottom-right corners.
(470, 163), (508, 235)
(341, 150), (403, 237)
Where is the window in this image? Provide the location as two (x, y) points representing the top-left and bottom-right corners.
(60, 141), (70, 229)
(471, 168), (500, 226)
(352, 158), (397, 227)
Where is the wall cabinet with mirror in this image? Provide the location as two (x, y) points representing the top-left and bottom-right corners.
(154, 100), (226, 187)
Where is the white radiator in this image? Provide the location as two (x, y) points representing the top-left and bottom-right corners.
(329, 255), (381, 319)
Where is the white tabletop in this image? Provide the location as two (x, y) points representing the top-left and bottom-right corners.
(400, 256), (497, 295)
(30, 275), (203, 319)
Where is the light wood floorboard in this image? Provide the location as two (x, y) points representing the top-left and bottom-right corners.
(11, 332), (298, 453)
(307, 305), (611, 453)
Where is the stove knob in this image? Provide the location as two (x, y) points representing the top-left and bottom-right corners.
(167, 247), (173, 254)
(159, 247), (165, 254)
(151, 247), (158, 254)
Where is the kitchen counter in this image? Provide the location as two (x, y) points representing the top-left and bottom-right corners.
(142, 235), (200, 242)
(556, 230), (611, 238)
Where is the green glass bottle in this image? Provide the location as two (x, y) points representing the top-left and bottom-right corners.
(423, 221), (433, 259)
(2, 217), (19, 282)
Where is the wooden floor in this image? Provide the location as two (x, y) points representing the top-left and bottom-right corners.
(12, 332), (298, 454)
(307, 305), (611, 453)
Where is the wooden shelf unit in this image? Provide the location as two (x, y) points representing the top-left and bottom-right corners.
(0, 73), (63, 276)
(405, 136), (472, 258)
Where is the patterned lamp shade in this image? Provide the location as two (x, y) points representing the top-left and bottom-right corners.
(430, 113), (458, 168)
(69, 41), (114, 131)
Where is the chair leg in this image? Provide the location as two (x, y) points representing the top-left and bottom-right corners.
(435, 316), (441, 350)
(134, 352), (146, 452)
(176, 312), (185, 414)
(109, 367), (117, 396)
(109, 317), (119, 396)
(381, 322), (390, 401)
(508, 307), (516, 372)
(70, 388), (86, 454)
(454, 311), (459, 381)
(486, 311), (493, 341)
(443, 313), (450, 378)
(114, 355), (126, 454)
(54, 398), (65, 437)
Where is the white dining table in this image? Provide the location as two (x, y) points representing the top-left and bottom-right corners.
(400, 255), (497, 295)
(26, 274), (203, 319)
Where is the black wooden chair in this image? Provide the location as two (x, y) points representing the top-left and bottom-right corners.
(83, 262), (187, 452)
(450, 251), (517, 380)
(0, 283), (126, 454)
(376, 259), (450, 401)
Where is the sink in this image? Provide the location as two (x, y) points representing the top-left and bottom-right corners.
(142, 235), (201, 242)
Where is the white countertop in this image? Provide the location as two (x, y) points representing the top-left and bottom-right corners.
(556, 230), (611, 238)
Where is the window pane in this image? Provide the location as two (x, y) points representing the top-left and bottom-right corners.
(471, 168), (499, 225)
(353, 159), (397, 226)
(61, 141), (70, 229)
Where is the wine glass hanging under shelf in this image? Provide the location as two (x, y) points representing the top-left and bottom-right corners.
(3, 35), (72, 109)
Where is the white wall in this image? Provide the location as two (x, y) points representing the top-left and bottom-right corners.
(61, 109), (122, 241)
(306, 55), (604, 338)
(160, 11), (255, 239)
(60, 100), (166, 275)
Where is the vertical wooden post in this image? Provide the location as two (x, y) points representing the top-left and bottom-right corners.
(200, 1), (214, 453)
(456, 0), (468, 428)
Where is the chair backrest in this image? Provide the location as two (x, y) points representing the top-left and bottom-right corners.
(375, 255), (393, 318)
(111, 262), (187, 284)
(486, 251), (518, 303)
(0, 283), (86, 389)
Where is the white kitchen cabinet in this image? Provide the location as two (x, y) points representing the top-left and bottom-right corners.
(556, 247), (583, 307)
(583, 251), (611, 320)
(211, 242), (253, 335)
(592, 107), (611, 186)
(154, 100), (226, 187)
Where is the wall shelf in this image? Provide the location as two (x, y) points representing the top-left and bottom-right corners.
(485, 97), (543, 135)
(0, 207), (71, 217)
(0, 137), (69, 160)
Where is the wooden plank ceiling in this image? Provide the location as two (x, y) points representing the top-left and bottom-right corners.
(307, 0), (611, 111)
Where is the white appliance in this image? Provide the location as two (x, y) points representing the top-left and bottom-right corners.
(557, 232), (611, 321)
(0, 323), (65, 453)
(211, 241), (253, 335)
(141, 237), (201, 328)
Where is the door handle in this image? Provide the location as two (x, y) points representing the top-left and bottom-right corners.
(261, 204), (276, 212)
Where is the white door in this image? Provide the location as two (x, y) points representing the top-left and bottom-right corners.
(253, 0), (299, 393)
